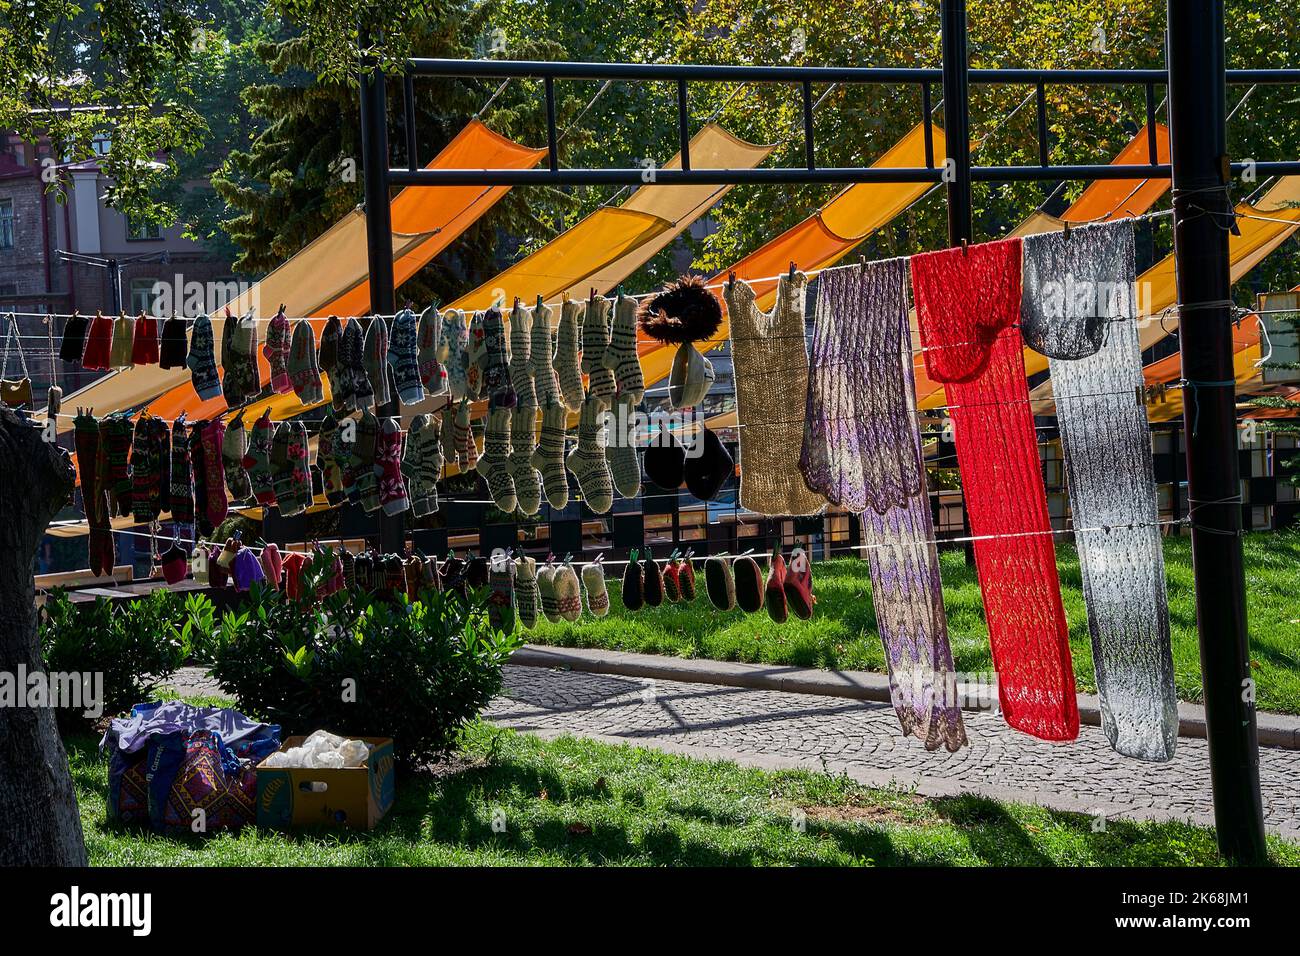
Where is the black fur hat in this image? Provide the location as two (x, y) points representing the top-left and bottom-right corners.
(636, 274), (723, 344)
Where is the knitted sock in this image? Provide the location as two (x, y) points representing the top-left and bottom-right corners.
(581, 561), (610, 617)
(130, 416), (163, 523)
(566, 396), (612, 513)
(189, 424), (211, 535)
(352, 410), (382, 512)
(621, 551), (644, 611)
(482, 307), (515, 409)
(319, 314), (341, 383)
(222, 418), (252, 504)
(528, 303), (562, 406)
(475, 406), (517, 512)
(74, 414), (110, 575)
(201, 419), (228, 529)
(264, 309), (293, 394)
(487, 560), (515, 633)
(243, 410), (277, 506)
(582, 296), (617, 408)
(404, 554), (423, 601)
(537, 563), (561, 623)
(167, 418), (194, 524)
(335, 318), (362, 412)
(555, 562), (582, 622)
(441, 310), (470, 400)
(508, 301), (536, 409)
(515, 556), (540, 629)
(531, 401), (569, 509)
(186, 314), (221, 400)
(465, 311), (487, 400)
(271, 420), (310, 516)
(554, 300), (585, 411)
(288, 318), (324, 405)
(101, 416), (134, 517)
(362, 315), (391, 409)
(376, 416), (410, 516)
(341, 548), (356, 590)
(454, 400), (478, 470)
(317, 413), (347, 507)
(509, 406), (543, 516)
(440, 403), (458, 470)
(388, 307), (424, 406)
(403, 412), (443, 516)
(606, 395), (642, 499)
(417, 307), (447, 396)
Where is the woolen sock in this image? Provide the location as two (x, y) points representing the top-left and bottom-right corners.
(222, 310), (263, 408)
(621, 552), (644, 611)
(319, 315), (341, 383)
(606, 394), (642, 499)
(454, 399), (478, 470)
(582, 561), (610, 617)
(362, 315), (391, 409)
(376, 416), (409, 516)
(554, 300), (585, 412)
(537, 562), (561, 623)
(488, 562), (516, 633)
(243, 410), (277, 506)
(440, 402), (458, 470)
(336, 318), (363, 412)
(441, 310), (470, 401)
(130, 416), (166, 523)
(515, 556), (540, 629)
(288, 319), (324, 405)
(189, 424), (212, 534)
(388, 307), (424, 406)
(509, 406), (543, 516)
(531, 401), (569, 509)
(185, 314), (221, 400)
(604, 293), (644, 403)
(402, 412), (443, 516)
(222, 418), (252, 504)
(508, 301), (536, 409)
(705, 557), (736, 611)
(555, 562), (582, 622)
(567, 396), (612, 514)
(475, 406), (517, 512)
(271, 420), (310, 516)
(582, 295), (617, 407)
(417, 307), (446, 396)
(264, 308), (293, 394)
(465, 310), (487, 400)
(528, 302), (562, 407)
(200, 418), (228, 529)
(317, 412), (347, 507)
(352, 410), (382, 512)
(167, 418), (194, 524)
(100, 416), (134, 517)
(482, 307), (515, 409)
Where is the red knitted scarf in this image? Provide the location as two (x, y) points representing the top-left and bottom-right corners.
(912, 238), (1078, 741)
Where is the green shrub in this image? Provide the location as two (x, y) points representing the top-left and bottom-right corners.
(209, 550), (521, 768)
(40, 589), (212, 731)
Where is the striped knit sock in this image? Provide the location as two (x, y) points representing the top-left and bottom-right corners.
(441, 402), (458, 469)
(529, 303), (562, 406)
(530, 401), (569, 509)
(537, 562), (561, 623)
(509, 301), (536, 409)
(515, 555), (540, 629)
(482, 307), (515, 409)
(582, 295), (617, 408)
(509, 406), (543, 516)
(606, 394), (642, 499)
(555, 299), (585, 411)
(455, 399), (478, 470)
(604, 292), (645, 403)
(475, 406), (517, 512)
(567, 396), (613, 513)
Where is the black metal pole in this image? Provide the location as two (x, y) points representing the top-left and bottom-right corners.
(1167, 0), (1267, 864)
(359, 30), (404, 556)
(107, 258), (120, 313)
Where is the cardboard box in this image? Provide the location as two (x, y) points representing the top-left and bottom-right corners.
(255, 735), (395, 831)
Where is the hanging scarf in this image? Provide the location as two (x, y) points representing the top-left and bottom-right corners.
(807, 258), (966, 751)
(912, 237), (1078, 742)
(1021, 220), (1177, 761)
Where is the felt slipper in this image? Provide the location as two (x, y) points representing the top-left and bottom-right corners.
(683, 426), (733, 501)
(705, 556), (736, 611)
(621, 548), (644, 610)
(642, 551), (665, 607)
(783, 547), (816, 620)
(766, 549), (789, 624)
(537, 561), (562, 623)
(581, 558), (610, 617)
(662, 552), (682, 603)
(733, 554), (765, 613)
(643, 430), (686, 490)
(555, 561), (583, 622)
(677, 552), (697, 601)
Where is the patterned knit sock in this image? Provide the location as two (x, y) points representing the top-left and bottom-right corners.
(509, 406), (543, 516)
(487, 559), (515, 633)
(606, 394), (642, 498)
(335, 318), (362, 412)
(362, 315), (391, 409)
(537, 562), (561, 623)
(417, 307), (447, 396)
(101, 416), (134, 517)
(271, 420), (309, 516)
(243, 410), (277, 506)
(441, 310), (470, 400)
(582, 561), (610, 617)
(508, 301), (536, 410)
(130, 417), (160, 522)
(317, 413), (346, 506)
(440, 402), (458, 470)
(388, 307), (424, 406)
(264, 309), (293, 394)
(567, 396), (612, 513)
(530, 401), (569, 509)
(348, 411), (381, 512)
(201, 419), (228, 528)
(375, 416), (409, 515)
(167, 418), (193, 524)
(222, 418), (252, 504)
(454, 400), (478, 470)
(528, 303), (562, 407)
(288, 318), (324, 405)
(555, 562), (583, 623)
(403, 412), (443, 516)
(482, 307), (515, 409)
(475, 406), (516, 512)
(465, 311), (487, 400)
(555, 300), (585, 411)
(605, 292), (645, 403)
(582, 295), (617, 408)
(514, 556), (540, 629)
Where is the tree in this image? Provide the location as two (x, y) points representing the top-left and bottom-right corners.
(0, 410), (85, 866)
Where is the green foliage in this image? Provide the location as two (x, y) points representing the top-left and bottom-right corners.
(208, 550), (522, 767)
(39, 589), (212, 731)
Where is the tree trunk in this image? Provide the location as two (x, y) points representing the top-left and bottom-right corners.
(0, 408), (87, 866)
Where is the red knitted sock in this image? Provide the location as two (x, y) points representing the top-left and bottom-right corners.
(201, 419), (228, 529)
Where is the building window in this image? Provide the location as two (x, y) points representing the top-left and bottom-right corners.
(0, 282), (18, 298)
(91, 136), (111, 157)
(0, 199), (14, 249)
(130, 279), (159, 315)
(126, 217), (163, 241)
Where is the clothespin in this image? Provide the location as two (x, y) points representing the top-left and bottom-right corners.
(536, 294), (545, 312)
(960, 239), (969, 256)
(788, 260), (797, 279)
(1063, 219), (1072, 240)
(727, 270), (736, 291)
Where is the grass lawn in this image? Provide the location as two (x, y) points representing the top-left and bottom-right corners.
(71, 721), (1300, 866)
(527, 531), (1300, 715)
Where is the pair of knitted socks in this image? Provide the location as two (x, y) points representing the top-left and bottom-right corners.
(388, 307), (425, 405)
(288, 319), (324, 405)
(401, 412), (444, 515)
(475, 406), (517, 512)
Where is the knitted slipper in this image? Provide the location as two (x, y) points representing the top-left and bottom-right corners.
(733, 554), (766, 613)
(705, 556), (736, 611)
(487, 554), (515, 633)
(555, 561), (583, 622)
(621, 549), (644, 611)
(766, 550), (789, 624)
(581, 558), (610, 617)
(515, 555), (540, 628)
(677, 553), (697, 601)
(537, 561), (561, 623)
(642, 551), (665, 608)
(783, 547), (816, 620)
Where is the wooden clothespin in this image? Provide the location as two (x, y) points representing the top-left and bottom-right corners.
(788, 260), (797, 279)
(536, 294), (545, 312)
(1063, 220), (1072, 240)
(960, 239), (969, 256)
(727, 270), (736, 291)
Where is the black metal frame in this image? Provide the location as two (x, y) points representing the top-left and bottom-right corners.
(356, 0), (1290, 863)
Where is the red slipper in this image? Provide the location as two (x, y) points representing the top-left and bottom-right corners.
(663, 555), (682, 602)
(783, 547), (816, 620)
(678, 553), (697, 601)
(765, 549), (788, 623)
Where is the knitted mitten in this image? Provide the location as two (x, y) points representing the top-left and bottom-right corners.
(537, 562), (561, 623)
(475, 406), (517, 512)
(509, 406), (543, 516)
(403, 412), (443, 516)
(288, 319), (324, 405)
(528, 303), (562, 406)
(158, 315), (188, 369)
(582, 296), (617, 408)
(168, 418), (194, 524)
(606, 394), (642, 499)
(243, 410), (277, 506)
(481, 307), (515, 409)
(464, 311), (488, 400)
(222, 418), (252, 504)
(317, 412), (347, 506)
(441, 310), (470, 400)
(454, 399), (478, 470)
(555, 299), (585, 411)
(109, 313), (135, 369)
(605, 292), (645, 403)
(514, 556), (540, 629)
(200, 418), (228, 528)
(416, 307), (446, 396)
(264, 308), (292, 394)
(186, 314), (221, 400)
(531, 401), (569, 509)
(362, 315), (391, 409)
(388, 307), (424, 406)
(567, 396), (613, 513)
(375, 416), (409, 515)
(508, 301), (536, 409)
(555, 562), (582, 622)
(260, 543), (283, 590)
(582, 560), (610, 617)
(131, 314), (159, 365)
(487, 558), (515, 633)
(352, 410), (382, 512)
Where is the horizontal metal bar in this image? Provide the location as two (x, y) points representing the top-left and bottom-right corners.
(389, 163), (1175, 187)
(1231, 160), (1300, 176)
